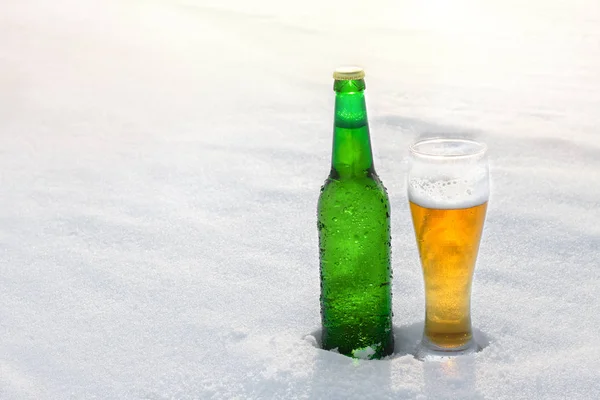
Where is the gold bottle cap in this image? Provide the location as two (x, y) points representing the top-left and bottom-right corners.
(333, 66), (365, 80)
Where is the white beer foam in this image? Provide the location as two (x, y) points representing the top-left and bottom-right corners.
(408, 169), (489, 210)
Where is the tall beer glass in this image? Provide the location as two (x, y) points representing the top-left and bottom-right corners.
(407, 138), (489, 358)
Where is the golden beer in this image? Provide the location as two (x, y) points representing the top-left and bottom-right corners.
(407, 137), (489, 358)
(409, 201), (487, 349)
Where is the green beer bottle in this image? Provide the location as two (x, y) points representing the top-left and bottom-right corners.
(317, 67), (394, 359)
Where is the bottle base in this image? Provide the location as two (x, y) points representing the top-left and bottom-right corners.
(321, 326), (395, 360)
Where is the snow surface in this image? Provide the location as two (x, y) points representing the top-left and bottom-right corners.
(1, 0), (600, 398)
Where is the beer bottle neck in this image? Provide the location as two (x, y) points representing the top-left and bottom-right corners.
(331, 79), (375, 178)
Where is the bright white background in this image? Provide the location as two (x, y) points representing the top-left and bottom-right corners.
(1, 0), (599, 398)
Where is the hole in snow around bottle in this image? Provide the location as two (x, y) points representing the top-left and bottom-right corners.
(303, 324), (492, 360)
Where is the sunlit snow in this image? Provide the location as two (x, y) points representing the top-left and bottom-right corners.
(1, 0), (600, 399)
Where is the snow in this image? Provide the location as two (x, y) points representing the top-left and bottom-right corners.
(1, 0), (600, 398)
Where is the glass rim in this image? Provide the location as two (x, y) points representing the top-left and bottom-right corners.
(409, 138), (487, 159)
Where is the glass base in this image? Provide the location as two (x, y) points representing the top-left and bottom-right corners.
(415, 335), (480, 361)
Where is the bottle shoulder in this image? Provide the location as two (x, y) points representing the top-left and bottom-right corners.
(322, 170), (387, 189)
(318, 173), (390, 205)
